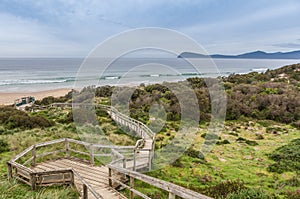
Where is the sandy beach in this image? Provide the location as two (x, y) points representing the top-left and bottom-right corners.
(0, 88), (71, 105)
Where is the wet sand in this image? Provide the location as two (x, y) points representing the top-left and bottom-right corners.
(0, 88), (71, 105)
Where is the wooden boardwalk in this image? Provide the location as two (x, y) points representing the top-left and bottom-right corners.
(7, 104), (212, 199)
(33, 158), (126, 199)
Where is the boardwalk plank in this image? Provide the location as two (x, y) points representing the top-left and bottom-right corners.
(32, 158), (124, 199)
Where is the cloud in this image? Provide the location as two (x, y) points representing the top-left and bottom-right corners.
(272, 42), (300, 48)
(0, 0), (300, 56)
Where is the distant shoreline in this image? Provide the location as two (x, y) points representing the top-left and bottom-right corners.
(0, 88), (71, 105)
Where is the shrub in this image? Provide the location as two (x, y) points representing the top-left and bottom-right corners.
(0, 139), (9, 153)
(245, 140), (258, 146)
(268, 138), (300, 173)
(184, 146), (205, 160)
(204, 179), (246, 198)
(171, 158), (184, 168)
(30, 115), (54, 128)
(226, 188), (270, 199)
(292, 120), (300, 130)
(286, 190), (300, 199)
(236, 137), (258, 146)
(0, 106), (54, 129)
(216, 139), (230, 145)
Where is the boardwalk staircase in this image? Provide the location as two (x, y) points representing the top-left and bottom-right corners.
(7, 104), (211, 199)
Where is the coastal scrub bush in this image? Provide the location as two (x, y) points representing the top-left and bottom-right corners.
(35, 90), (74, 105)
(0, 106), (54, 129)
(292, 120), (300, 129)
(268, 138), (300, 173)
(184, 146), (205, 160)
(226, 188), (270, 199)
(216, 139), (230, 145)
(236, 137), (258, 146)
(0, 139), (9, 153)
(286, 190), (300, 199)
(204, 179), (246, 198)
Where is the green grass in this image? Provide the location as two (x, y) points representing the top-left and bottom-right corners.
(143, 120), (299, 198)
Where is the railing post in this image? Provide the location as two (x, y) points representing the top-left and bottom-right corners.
(168, 192), (175, 199)
(108, 168), (112, 187)
(30, 173), (36, 190)
(130, 176), (134, 199)
(65, 138), (70, 158)
(133, 149), (136, 171)
(7, 162), (12, 180)
(122, 158), (126, 169)
(32, 145), (36, 167)
(70, 170), (74, 186)
(89, 144), (94, 166)
(148, 150), (152, 171)
(83, 184), (88, 199)
(122, 158), (127, 180)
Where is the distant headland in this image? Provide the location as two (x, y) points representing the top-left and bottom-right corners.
(178, 50), (300, 59)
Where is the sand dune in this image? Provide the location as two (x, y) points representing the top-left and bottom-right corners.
(0, 88), (71, 105)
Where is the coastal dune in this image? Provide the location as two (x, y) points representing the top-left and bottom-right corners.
(0, 88), (71, 105)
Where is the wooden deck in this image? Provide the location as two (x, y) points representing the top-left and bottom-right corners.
(32, 158), (125, 199)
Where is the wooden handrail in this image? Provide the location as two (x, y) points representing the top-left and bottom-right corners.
(72, 169), (103, 199)
(108, 164), (212, 199)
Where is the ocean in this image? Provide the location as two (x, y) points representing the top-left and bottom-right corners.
(0, 58), (299, 92)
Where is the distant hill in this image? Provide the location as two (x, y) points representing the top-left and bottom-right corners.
(178, 50), (300, 59)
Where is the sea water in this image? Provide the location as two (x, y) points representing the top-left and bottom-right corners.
(0, 58), (299, 92)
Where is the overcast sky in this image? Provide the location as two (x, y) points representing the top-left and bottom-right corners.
(1, 0), (300, 57)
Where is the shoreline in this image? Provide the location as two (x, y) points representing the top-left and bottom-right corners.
(0, 88), (71, 105)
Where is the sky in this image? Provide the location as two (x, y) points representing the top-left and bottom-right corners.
(0, 0), (300, 57)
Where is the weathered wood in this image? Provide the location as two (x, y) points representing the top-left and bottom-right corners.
(14, 175), (31, 186)
(90, 144), (94, 166)
(12, 145), (34, 162)
(32, 145), (36, 167)
(130, 176), (134, 199)
(9, 161), (34, 173)
(23, 156), (34, 166)
(7, 162), (12, 180)
(108, 168), (112, 187)
(169, 193), (175, 199)
(108, 176), (150, 199)
(133, 150), (136, 171)
(67, 138), (91, 147)
(83, 184), (88, 199)
(36, 149), (65, 158)
(16, 168), (31, 179)
(65, 138), (70, 157)
(35, 138), (65, 147)
(72, 169), (103, 199)
(30, 173), (36, 190)
(93, 154), (112, 157)
(109, 165), (212, 199)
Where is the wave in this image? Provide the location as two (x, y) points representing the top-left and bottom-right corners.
(251, 68), (268, 73)
(101, 76), (120, 80)
(0, 78), (75, 86)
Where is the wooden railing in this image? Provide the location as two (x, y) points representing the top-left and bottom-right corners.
(7, 138), (109, 198)
(48, 103), (156, 171)
(7, 161), (102, 199)
(48, 103), (156, 140)
(108, 164), (212, 199)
